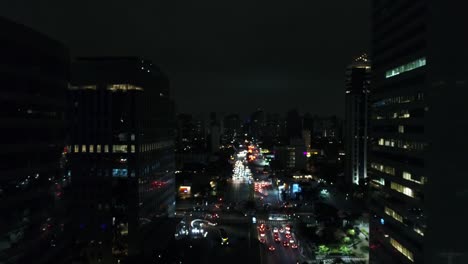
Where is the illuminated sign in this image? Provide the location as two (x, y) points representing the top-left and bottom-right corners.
(292, 183), (301, 193)
(179, 186), (191, 194)
(112, 169), (128, 177)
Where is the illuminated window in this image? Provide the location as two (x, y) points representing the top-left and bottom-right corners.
(386, 57), (426, 78)
(112, 169), (128, 177)
(131, 134), (135, 141)
(377, 138), (426, 151)
(68, 85), (97, 90)
(421, 176), (427, 184)
(113, 145), (128, 153)
(390, 238), (414, 262)
(74, 145), (79, 153)
(131, 145), (136, 153)
(372, 178), (385, 186)
(402, 171), (425, 185)
(104, 145), (109, 153)
(414, 227), (424, 236)
(107, 84), (143, 92)
(371, 162), (395, 175)
(378, 138), (384, 146)
(82, 145), (87, 153)
(385, 207), (403, 223)
(97, 145), (101, 153)
(373, 95), (419, 108)
(403, 171), (412, 180)
(401, 110), (410, 119)
(89, 145), (94, 153)
(391, 182), (414, 198)
(398, 125), (405, 133)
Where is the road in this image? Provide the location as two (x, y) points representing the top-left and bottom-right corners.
(225, 179), (252, 204)
(167, 146), (312, 264)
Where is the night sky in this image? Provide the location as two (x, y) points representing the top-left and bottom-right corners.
(0, 0), (369, 117)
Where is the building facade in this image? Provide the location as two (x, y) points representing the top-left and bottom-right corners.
(68, 57), (175, 263)
(274, 138), (307, 171)
(0, 18), (69, 263)
(369, 1), (468, 264)
(345, 54), (371, 185)
(250, 109), (265, 142)
(222, 113), (241, 144)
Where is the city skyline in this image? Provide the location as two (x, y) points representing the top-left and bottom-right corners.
(1, 1), (468, 264)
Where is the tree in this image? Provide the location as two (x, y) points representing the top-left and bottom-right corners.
(339, 245), (351, 255)
(318, 245), (330, 255)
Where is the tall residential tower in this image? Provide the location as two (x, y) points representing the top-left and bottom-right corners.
(369, 1), (468, 263)
(345, 54), (370, 186)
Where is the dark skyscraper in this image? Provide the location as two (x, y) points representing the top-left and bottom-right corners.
(250, 109), (265, 141)
(286, 109), (302, 142)
(345, 54), (370, 186)
(222, 114), (241, 144)
(176, 113), (206, 152)
(369, 1), (468, 264)
(68, 57), (175, 263)
(0, 18), (69, 263)
(263, 113), (283, 147)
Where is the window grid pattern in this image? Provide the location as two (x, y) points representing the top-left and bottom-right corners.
(385, 57), (426, 78)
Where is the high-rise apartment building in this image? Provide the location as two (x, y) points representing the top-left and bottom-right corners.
(274, 138), (307, 171)
(222, 114), (241, 144)
(250, 109), (265, 141)
(0, 18), (69, 263)
(345, 54), (371, 185)
(264, 113), (283, 145)
(68, 57), (175, 263)
(286, 109), (302, 142)
(369, 1), (468, 263)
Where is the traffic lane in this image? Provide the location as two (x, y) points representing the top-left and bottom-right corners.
(261, 237), (299, 264)
(225, 181), (251, 204)
(254, 184), (280, 209)
(258, 225), (300, 264)
(263, 186), (281, 205)
(206, 223), (257, 264)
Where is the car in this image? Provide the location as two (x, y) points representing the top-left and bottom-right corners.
(259, 238), (266, 244)
(268, 245), (276, 251)
(274, 237), (281, 242)
(258, 224), (266, 232)
(273, 232), (279, 238)
(279, 228), (285, 233)
(273, 227), (279, 233)
(219, 228), (229, 245)
(282, 241), (289, 247)
(285, 233), (292, 239)
(291, 243), (298, 249)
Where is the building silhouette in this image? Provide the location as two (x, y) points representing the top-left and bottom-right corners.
(369, 1), (468, 263)
(68, 57), (175, 263)
(344, 54), (371, 186)
(0, 17), (69, 263)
